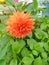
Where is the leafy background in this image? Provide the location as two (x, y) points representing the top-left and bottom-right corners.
(0, 0), (49, 65)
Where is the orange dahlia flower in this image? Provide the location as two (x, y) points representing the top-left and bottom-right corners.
(7, 11), (35, 38)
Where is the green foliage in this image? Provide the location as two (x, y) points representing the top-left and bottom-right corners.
(0, 0), (49, 65)
(22, 55), (34, 65)
(34, 57), (43, 65)
(0, 16), (49, 65)
(10, 59), (17, 65)
(0, 15), (9, 20)
(33, 0), (38, 10)
(27, 39), (37, 50)
(6, 0), (15, 6)
(0, 60), (6, 65)
(32, 50), (38, 56)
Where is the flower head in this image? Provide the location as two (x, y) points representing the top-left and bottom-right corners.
(14, 0), (18, 3)
(7, 11), (35, 38)
(0, 0), (5, 3)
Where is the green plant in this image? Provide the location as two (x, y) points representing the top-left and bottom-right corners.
(0, 0), (49, 65)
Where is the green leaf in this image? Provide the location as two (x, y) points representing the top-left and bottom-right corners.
(47, 57), (49, 62)
(12, 40), (21, 54)
(34, 43), (44, 53)
(0, 35), (10, 48)
(6, 0), (15, 6)
(0, 23), (6, 32)
(33, 0), (38, 10)
(0, 43), (10, 59)
(26, 4), (33, 13)
(35, 29), (48, 39)
(16, 2), (23, 11)
(22, 56), (34, 65)
(22, 3), (26, 11)
(0, 60), (6, 65)
(34, 57), (43, 65)
(10, 59), (17, 65)
(0, 15), (9, 20)
(38, 42), (44, 48)
(12, 39), (25, 54)
(27, 39), (37, 50)
(32, 50), (38, 56)
(41, 51), (47, 59)
(42, 59), (48, 65)
(21, 47), (30, 57)
(18, 39), (26, 49)
(0, 32), (2, 39)
(40, 23), (47, 30)
(18, 62), (21, 65)
(4, 46), (12, 64)
(43, 43), (49, 51)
